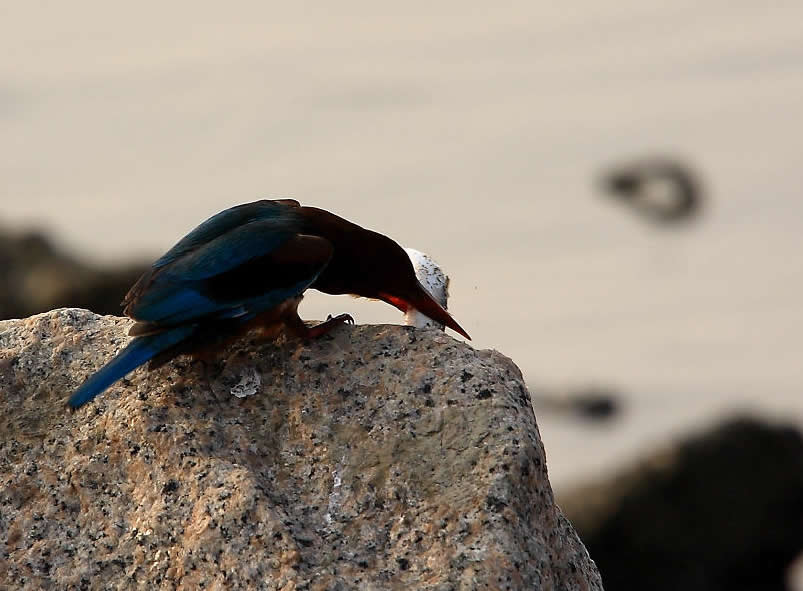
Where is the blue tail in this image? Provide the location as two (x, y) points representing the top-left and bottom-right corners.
(68, 325), (196, 409)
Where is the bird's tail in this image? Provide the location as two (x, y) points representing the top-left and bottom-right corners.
(68, 325), (196, 409)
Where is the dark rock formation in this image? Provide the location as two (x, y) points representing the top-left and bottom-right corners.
(560, 417), (803, 591)
(0, 226), (147, 320)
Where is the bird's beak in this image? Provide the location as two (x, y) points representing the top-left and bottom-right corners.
(379, 284), (471, 340)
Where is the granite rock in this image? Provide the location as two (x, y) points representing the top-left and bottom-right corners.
(0, 308), (602, 590)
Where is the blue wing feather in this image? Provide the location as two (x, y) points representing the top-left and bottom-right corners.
(162, 220), (295, 281)
(130, 217), (306, 324)
(68, 325), (196, 409)
(153, 200), (300, 268)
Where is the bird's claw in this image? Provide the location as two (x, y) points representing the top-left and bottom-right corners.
(307, 312), (355, 339)
(328, 313), (354, 325)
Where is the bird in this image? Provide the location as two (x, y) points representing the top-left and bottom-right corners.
(67, 199), (469, 409)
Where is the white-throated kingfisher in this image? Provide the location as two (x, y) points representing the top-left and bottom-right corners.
(68, 199), (469, 409)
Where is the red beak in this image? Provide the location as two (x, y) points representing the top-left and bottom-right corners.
(379, 283), (471, 340)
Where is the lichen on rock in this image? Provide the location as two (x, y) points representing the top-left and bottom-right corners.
(0, 308), (602, 590)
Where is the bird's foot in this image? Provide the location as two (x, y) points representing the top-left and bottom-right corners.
(306, 313), (354, 339)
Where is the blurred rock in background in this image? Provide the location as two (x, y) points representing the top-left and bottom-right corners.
(599, 156), (703, 225)
(531, 384), (622, 423)
(559, 416), (803, 591)
(0, 225), (148, 320)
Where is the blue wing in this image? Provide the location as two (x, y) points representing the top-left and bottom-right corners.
(152, 199), (300, 268)
(69, 199), (330, 409)
(125, 202), (330, 328)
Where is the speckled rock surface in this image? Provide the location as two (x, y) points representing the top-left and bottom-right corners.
(0, 308), (602, 591)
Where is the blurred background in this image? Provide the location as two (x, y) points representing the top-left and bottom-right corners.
(3, 2), (803, 588)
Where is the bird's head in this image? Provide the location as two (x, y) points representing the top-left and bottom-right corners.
(302, 206), (470, 340)
(343, 235), (470, 340)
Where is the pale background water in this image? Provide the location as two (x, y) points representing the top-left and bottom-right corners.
(3, 1), (803, 488)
